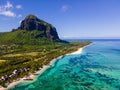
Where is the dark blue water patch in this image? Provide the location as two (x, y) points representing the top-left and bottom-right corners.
(109, 48), (120, 53)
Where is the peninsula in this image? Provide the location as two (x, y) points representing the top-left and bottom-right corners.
(0, 15), (91, 89)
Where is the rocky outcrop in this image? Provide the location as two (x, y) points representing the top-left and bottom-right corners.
(14, 14), (60, 41)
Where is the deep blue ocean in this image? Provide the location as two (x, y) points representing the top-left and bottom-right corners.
(10, 40), (120, 90)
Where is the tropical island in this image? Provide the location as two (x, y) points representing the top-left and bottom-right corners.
(0, 14), (91, 89)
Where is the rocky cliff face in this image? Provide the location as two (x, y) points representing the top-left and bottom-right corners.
(14, 14), (60, 41)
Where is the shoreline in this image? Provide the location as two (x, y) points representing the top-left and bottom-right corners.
(0, 44), (90, 90)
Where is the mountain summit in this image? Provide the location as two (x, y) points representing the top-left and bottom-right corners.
(14, 14), (60, 41)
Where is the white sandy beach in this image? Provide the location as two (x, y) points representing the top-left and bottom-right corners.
(67, 48), (83, 55)
(0, 46), (85, 90)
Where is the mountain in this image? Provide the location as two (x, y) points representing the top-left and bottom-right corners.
(13, 14), (60, 41)
(0, 14), (62, 45)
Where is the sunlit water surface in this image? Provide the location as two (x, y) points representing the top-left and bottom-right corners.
(10, 41), (120, 90)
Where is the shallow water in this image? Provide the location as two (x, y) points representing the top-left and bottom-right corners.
(10, 41), (120, 90)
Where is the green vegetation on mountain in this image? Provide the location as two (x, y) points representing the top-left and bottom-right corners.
(0, 14), (91, 87)
(0, 30), (57, 45)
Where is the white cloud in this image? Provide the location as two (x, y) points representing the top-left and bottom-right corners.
(0, 10), (16, 17)
(17, 14), (22, 18)
(0, 1), (13, 11)
(0, 1), (16, 17)
(61, 5), (70, 12)
(5, 1), (13, 9)
(16, 5), (22, 9)
(19, 20), (22, 24)
(0, 1), (22, 17)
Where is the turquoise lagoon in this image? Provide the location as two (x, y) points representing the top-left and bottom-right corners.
(10, 41), (120, 90)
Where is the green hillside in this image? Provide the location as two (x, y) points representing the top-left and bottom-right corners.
(0, 30), (56, 45)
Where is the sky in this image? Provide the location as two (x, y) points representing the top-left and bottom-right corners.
(0, 0), (120, 39)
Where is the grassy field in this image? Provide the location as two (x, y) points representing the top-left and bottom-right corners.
(0, 60), (6, 64)
(2, 52), (39, 57)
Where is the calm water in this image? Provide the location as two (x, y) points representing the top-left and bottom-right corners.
(10, 41), (120, 90)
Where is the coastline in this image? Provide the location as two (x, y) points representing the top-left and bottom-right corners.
(0, 44), (90, 90)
